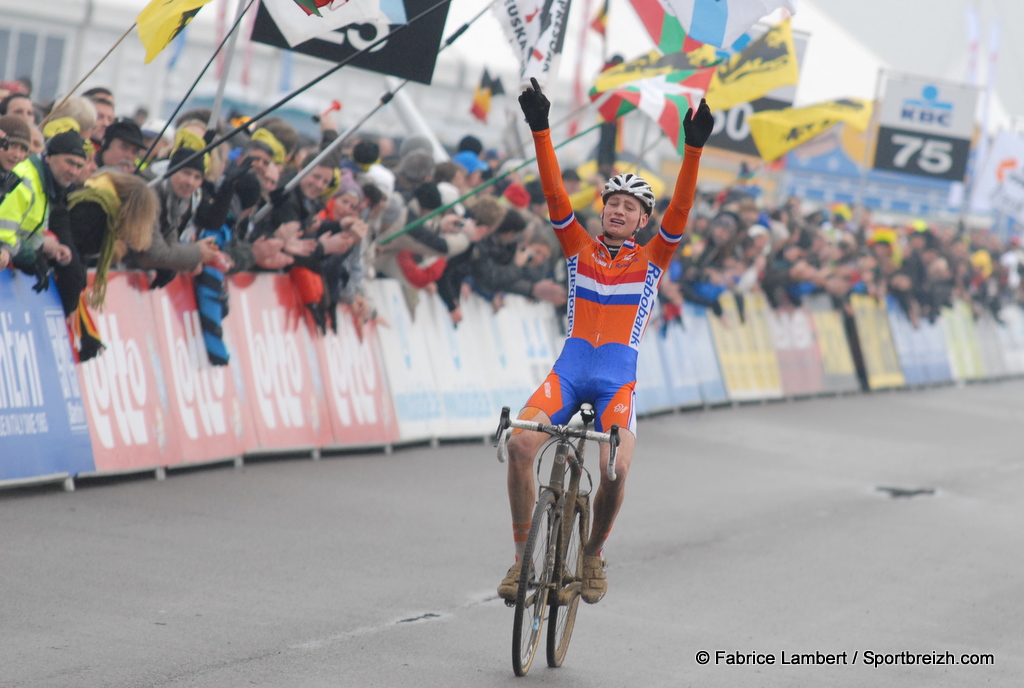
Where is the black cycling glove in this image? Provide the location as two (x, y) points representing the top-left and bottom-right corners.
(683, 98), (715, 149)
(518, 77), (550, 132)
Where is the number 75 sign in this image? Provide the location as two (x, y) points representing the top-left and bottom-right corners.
(873, 74), (978, 182)
(873, 126), (971, 181)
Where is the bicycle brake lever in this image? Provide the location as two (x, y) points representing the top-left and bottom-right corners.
(607, 425), (620, 481)
(493, 406), (511, 447)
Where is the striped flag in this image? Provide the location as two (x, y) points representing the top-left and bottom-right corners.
(470, 69), (506, 123)
(137, 0), (215, 64)
(589, 48), (718, 154)
(658, 0), (797, 49)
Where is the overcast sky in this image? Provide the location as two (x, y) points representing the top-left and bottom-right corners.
(812, 0), (1022, 120)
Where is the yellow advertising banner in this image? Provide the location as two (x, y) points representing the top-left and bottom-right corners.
(849, 294), (904, 389)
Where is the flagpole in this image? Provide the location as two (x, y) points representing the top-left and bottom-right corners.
(208, 0), (250, 130)
(382, 123), (603, 245)
(154, 0), (454, 185)
(854, 67), (885, 228)
(46, 23), (137, 124)
(138, 0), (259, 174)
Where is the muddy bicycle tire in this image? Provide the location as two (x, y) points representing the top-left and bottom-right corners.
(512, 489), (557, 677)
(547, 496), (588, 667)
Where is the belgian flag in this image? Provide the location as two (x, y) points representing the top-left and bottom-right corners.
(470, 69), (505, 123)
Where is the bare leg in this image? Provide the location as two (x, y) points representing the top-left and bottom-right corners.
(584, 428), (635, 557)
(506, 408), (551, 560)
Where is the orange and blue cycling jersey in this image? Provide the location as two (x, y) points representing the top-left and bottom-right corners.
(523, 128), (702, 434)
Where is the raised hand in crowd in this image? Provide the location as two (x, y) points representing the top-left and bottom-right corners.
(0, 247), (11, 270)
(340, 215), (369, 240)
(251, 236), (294, 271)
(319, 230), (357, 256)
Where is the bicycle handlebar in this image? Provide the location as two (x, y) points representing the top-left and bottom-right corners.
(492, 406), (620, 481)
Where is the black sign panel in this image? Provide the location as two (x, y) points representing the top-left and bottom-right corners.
(706, 96), (790, 157)
(251, 0), (450, 85)
(872, 125), (971, 182)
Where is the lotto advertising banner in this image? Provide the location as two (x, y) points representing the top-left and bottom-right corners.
(366, 279), (443, 442)
(653, 319), (704, 409)
(849, 294), (905, 390)
(873, 74), (979, 182)
(0, 271), (94, 480)
(708, 293), (783, 401)
(418, 293), (497, 438)
(78, 273), (182, 472)
(940, 299), (985, 381)
(226, 274), (335, 452)
(682, 303), (728, 404)
(805, 294), (860, 393)
(314, 306), (400, 448)
(886, 301), (952, 386)
(149, 275), (251, 463)
(766, 305), (823, 397)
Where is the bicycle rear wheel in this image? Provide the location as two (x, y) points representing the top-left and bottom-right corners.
(547, 496), (588, 667)
(512, 489), (557, 677)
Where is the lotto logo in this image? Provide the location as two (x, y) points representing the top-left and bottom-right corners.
(614, 403), (628, 413)
(544, 382), (552, 398)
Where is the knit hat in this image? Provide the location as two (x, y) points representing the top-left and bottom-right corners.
(46, 130), (87, 159)
(457, 135), (483, 155)
(0, 115), (31, 149)
(250, 128), (285, 164)
(170, 146), (206, 174)
(398, 134), (433, 158)
(351, 140), (380, 169)
(397, 150), (435, 185)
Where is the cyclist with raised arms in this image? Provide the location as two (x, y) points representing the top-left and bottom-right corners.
(498, 78), (714, 604)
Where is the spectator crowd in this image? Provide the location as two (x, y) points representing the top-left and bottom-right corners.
(1, 80), (1022, 365)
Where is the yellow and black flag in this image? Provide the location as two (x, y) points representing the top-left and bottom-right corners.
(705, 18), (799, 112)
(470, 69), (505, 123)
(137, 0), (215, 64)
(748, 98), (873, 161)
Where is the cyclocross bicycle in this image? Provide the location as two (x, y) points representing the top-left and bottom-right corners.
(494, 403), (620, 677)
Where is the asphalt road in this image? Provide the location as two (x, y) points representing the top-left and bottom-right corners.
(4, 380), (1024, 687)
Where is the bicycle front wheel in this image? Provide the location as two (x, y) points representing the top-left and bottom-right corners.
(512, 489), (557, 677)
(547, 496), (588, 667)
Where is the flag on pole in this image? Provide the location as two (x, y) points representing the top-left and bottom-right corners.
(589, 49), (718, 154)
(493, 0), (572, 87)
(137, 0), (216, 64)
(746, 98), (871, 161)
(470, 69), (506, 123)
(590, 0), (609, 36)
(628, 0), (753, 60)
(705, 18), (798, 111)
(293, 0), (336, 16)
(657, 0), (798, 49)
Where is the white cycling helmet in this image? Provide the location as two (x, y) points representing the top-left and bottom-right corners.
(602, 173), (655, 214)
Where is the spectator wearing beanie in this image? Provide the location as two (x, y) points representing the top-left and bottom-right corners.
(0, 115), (31, 202)
(97, 118), (145, 174)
